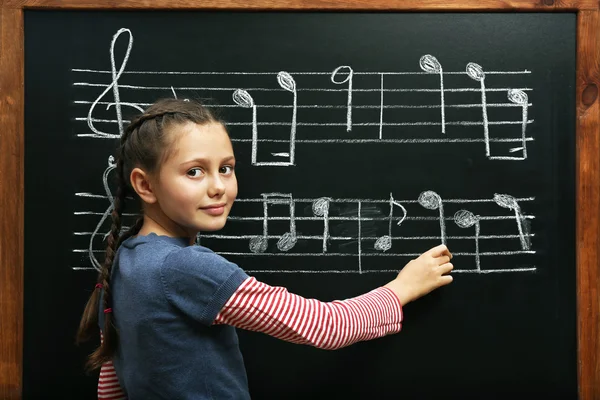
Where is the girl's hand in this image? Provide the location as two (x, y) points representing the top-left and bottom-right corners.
(384, 244), (454, 306)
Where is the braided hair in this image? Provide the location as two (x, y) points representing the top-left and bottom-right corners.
(77, 98), (223, 371)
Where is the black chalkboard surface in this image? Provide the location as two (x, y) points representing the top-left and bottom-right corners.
(24, 11), (577, 399)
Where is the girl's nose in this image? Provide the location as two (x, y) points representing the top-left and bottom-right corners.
(207, 174), (226, 197)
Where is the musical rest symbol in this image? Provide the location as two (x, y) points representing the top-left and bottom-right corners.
(507, 89), (529, 159)
(232, 89), (258, 165)
(249, 193), (298, 253)
(331, 65), (354, 132)
(466, 62), (490, 158)
(420, 55), (446, 134)
(312, 197), (331, 252)
(493, 193), (531, 250)
(277, 71), (298, 165)
(418, 190), (446, 245)
(374, 193), (407, 252)
(454, 209), (481, 271)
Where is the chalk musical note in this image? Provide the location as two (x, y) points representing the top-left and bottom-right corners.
(454, 209), (481, 271)
(493, 193), (531, 250)
(466, 62), (490, 158)
(420, 55), (446, 134)
(232, 89), (258, 165)
(331, 65), (354, 132)
(277, 71), (297, 165)
(418, 190), (446, 245)
(88, 156), (117, 271)
(249, 193), (297, 253)
(374, 193), (407, 252)
(507, 89), (529, 159)
(87, 28), (133, 139)
(312, 197), (331, 252)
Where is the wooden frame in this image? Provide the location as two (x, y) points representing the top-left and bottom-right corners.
(1, 1), (598, 398)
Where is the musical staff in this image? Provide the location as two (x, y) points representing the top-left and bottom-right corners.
(72, 189), (537, 274)
(73, 28), (535, 166)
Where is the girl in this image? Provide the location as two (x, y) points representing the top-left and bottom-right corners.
(77, 98), (454, 399)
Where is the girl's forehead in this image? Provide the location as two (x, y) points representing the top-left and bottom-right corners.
(169, 122), (233, 161)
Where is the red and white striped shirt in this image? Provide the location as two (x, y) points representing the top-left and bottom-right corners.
(98, 277), (402, 399)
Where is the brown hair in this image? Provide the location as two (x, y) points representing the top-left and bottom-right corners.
(76, 98), (223, 371)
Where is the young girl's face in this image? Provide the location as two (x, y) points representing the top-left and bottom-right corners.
(149, 122), (237, 237)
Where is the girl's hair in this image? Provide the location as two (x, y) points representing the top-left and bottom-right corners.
(77, 98), (223, 371)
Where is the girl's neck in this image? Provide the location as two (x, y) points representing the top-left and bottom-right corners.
(137, 214), (196, 245)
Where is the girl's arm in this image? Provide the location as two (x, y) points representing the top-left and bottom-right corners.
(214, 244), (453, 349)
(213, 277), (402, 350)
(98, 331), (127, 400)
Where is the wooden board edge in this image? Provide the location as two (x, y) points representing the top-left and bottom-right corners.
(2, 0), (599, 11)
(0, 6), (24, 400)
(576, 9), (600, 400)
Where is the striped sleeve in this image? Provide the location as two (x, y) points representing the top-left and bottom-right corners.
(213, 277), (403, 350)
(98, 332), (127, 400)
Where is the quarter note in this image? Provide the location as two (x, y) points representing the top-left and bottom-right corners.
(418, 190), (446, 245)
(374, 193), (407, 252)
(493, 193), (530, 250)
(466, 62), (490, 158)
(331, 65), (354, 132)
(454, 209), (481, 271)
(312, 197), (331, 252)
(420, 55), (446, 134)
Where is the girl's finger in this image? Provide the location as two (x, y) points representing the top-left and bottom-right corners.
(438, 262), (454, 275)
(437, 256), (451, 265)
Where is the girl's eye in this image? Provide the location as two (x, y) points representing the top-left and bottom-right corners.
(187, 168), (204, 178)
(220, 165), (235, 175)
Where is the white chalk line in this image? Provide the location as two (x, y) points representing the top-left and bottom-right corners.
(72, 68), (532, 76)
(74, 193), (535, 204)
(74, 231), (534, 241)
(73, 249), (536, 257)
(74, 100), (534, 110)
(73, 82), (532, 93)
(71, 266), (536, 273)
(77, 117), (534, 127)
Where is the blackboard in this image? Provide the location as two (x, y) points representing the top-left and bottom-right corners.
(21, 10), (579, 399)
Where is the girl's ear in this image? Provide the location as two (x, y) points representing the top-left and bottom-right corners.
(130, 167), (157, 204)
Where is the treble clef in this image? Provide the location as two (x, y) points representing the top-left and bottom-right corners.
(88, 156), (117, 271)
(87, 28), (142, 139)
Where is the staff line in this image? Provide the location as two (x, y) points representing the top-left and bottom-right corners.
(74, 231), (534, 241)
(71, 68), (532, 76)
(77, 117), (534, 127)
(74, 100), (534, 109)
(73, 82), (533, 93)
(70, 266), (537, 273)
(73, 194), (535, 203)
(73, 249), (535, 256)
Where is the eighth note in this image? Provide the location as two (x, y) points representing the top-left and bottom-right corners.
(232, 89), (258, 165)
(493, 193), (530, 250)
(418, 190), (446, 245)
(507, 89), (529, 160)
(249, 193), (297, 253)
(454, 209), (481, 271)
(374, 193), (407, 252)
(277, 71), (297, 165)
